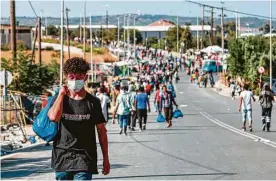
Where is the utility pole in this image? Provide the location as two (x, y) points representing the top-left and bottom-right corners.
(127, 14), (130, 76)
(123, 15), (126, 44)
(201, 5), (205, 49)
(65, 7), (70, 58)
(40, 10), (43, 37)
(90, 14), (93, 82)
(106, 10), (109, 29)
(45, 15), (48, 36)
(134, 16), (136, 59)
(235, 10), (238, 39)
(38, 17), (42, 65)
(117, 17), (120, 46)
(31, 23), (38, 62)
(197, 16), (199, 50)
(83, 1), (86, 59)
(221, 6), (224, 61)
(60, 0), (64, 87)
(239, 15), (241, 36)
(101, 19), (103, 46)
(10, 0), (16, 60)
(176, 15), (179, 54)
(210, 8), (214, 45)
(270, 0), (272, 88)
(80, 13), (82, 43)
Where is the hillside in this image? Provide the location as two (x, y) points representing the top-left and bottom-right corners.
(1, 14), (275, 28)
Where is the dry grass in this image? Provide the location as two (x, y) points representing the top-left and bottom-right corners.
(1, 49), (118, 64)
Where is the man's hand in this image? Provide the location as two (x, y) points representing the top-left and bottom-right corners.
(102, 159), (110, 175)
(148, 108), (151, 113)
(238, 107), (241, 112)
(59, 86), (68, 96)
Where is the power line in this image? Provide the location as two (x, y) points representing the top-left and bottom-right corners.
(28, 0), (46, 27)
(28, 0), (39, 18)
(186, 0), (276, 20)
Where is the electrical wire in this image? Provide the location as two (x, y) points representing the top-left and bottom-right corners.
(28, 0), (39, 18)
(28, 0), (46, 27)
(186, 0), (276, 20)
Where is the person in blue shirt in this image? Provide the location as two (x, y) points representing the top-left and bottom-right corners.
(167, 81), (176, 98)
(134, 86), (151, 131)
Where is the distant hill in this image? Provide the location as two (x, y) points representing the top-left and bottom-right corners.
(1, 14), (275, 28)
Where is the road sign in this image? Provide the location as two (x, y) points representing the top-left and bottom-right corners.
(258, 67), (265, 74)
(0, 70), (13, 86)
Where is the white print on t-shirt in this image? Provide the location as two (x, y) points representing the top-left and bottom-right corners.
(62, 113), (90, 121)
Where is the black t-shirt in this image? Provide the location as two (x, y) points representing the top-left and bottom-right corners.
(51, 92), (106, 173)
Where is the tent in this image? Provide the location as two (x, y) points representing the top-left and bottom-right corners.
(201, 46), (223, 54)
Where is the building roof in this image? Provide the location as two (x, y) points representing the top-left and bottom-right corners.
(53, 25), (117, 29)
(239, 26), (260, 33)
(263, 33), (276, 37)
(148, 19), (175, 26)
(123, 25), (216, 32)
(1, 24), (32, 30)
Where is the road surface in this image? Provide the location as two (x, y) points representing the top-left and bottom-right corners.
(1, 71), (276, 180)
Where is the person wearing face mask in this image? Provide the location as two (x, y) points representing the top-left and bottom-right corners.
(47, 57), (110, 180)
(112, 83), (132, 135)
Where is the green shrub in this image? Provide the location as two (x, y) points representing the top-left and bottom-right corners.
(17, 40), (29, 51)
(45, 46), (54, 51)
(93, 48), (104, 55)
(42, 38), (60, 44)
(1, 44), (10, 51)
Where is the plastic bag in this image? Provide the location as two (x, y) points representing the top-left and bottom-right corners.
(173, 109), (184, 119)
(32, 94), (58, 142)
(157, 113), (166, 122)
(153, 103), (157, 112)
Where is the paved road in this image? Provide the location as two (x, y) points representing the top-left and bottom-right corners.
(1, 71), (276, 180)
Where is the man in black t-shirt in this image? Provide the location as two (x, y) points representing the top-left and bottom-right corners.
(48, 57), (110, 180)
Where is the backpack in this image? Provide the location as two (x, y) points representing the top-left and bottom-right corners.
(118, 93), (132, 114)
(259, 90), (273, 109)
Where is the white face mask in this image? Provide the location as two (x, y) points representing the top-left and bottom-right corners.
(68, 80), (85, 92)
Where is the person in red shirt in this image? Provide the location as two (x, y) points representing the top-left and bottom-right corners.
(154, 84), (162, 113)
(145, 81), (152, 96)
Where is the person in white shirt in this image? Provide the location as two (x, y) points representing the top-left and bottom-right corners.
(239, 84), (256, 132)
(230, 81), (236, 100)
(97, 87), (110, 123)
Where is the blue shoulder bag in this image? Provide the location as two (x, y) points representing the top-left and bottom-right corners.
(32, 92), (58, 142)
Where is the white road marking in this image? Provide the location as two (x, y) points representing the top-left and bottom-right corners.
(179, 105), (188, 107)
(194, 106), (276, 149)
(174, 81), (276, 149)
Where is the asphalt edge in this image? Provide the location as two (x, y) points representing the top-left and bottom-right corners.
(0, 142), (46, 160)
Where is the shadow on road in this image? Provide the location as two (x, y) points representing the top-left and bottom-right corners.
(98, 163), (130, 170)
(93, 172), (236, 180)
(1, 157), (52, 179)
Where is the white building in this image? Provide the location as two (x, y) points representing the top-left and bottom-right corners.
(123, 19), (216, 40)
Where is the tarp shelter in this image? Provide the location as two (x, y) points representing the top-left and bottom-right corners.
(201, 46), (223, 54)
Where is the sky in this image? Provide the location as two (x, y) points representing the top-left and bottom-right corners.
(0, 0), (275, 18)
